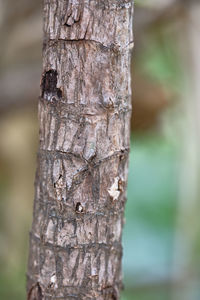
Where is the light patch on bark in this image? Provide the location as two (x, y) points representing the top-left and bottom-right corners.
(45, 219), (55, 242)
(50, 274), (56, 283)
(50, 274), (58, 288)
(108, 177), (121, 201)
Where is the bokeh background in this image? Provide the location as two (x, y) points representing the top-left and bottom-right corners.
(0, 0), (200, 299)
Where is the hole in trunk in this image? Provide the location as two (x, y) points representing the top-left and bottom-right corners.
(75, 202), (84, 213)
(41, 69), (62, 100)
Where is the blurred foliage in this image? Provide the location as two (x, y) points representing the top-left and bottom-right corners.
(140, 37), (182, 92)
(122, 134), (178, 299)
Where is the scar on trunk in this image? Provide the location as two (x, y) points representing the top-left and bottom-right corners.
(41, 69), (62, 100)
(108, 177), (122, 201)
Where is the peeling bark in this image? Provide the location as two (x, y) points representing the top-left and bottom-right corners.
(27, 0), (134, 299)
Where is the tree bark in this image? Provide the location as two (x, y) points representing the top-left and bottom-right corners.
(27, 1), (133, 299)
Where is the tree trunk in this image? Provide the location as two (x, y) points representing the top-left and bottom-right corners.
(27, 1), (133, 299)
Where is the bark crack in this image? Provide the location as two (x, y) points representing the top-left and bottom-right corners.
(30, 232), (122, 252)
(49, 38), (123, 53)
(28, 282), (43, 300)
(40, 148), (129, 164)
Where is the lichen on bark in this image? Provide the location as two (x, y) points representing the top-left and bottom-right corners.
(27, 0), (134, 299)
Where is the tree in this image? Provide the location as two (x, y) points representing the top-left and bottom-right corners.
(27, 1), (133, 299)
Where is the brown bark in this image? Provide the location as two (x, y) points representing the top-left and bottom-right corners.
(27, 1), (133, 299)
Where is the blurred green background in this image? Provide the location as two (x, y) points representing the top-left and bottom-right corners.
(1, 0), (200, 299)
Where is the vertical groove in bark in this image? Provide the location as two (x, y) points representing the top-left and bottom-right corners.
(27, 0), (133, 299)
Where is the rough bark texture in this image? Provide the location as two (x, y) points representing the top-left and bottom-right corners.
(27, 1), (133, 299)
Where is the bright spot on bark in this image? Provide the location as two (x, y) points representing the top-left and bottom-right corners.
(50, 274), (58, 288)
(108, 177), (120, 201)
(46, 219), (54, 240)
(51, 274), (56, 283)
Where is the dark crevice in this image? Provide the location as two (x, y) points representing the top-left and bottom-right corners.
(41, 69), (62, 100)
(64, 23), (71, 27)
(64, 19), (80, 27)
(110, 294), (117, 300)
(75, 202), (84, 213)
(48, 38), (115, 52)
(28, 282), (43, 300)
